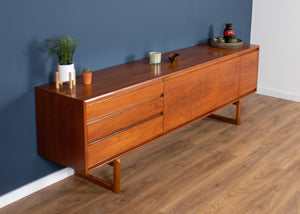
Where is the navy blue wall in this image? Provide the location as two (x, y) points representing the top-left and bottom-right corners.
(0, 0), (253, 195)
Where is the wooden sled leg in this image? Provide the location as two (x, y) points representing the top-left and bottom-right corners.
(209, 100), (242, 125)
(235, 99), (242, 125)
(75, 159), (121, 194)
(113, 159), (121, 193)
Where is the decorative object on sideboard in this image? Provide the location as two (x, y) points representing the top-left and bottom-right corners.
(168, 53), (180, 63)
(209, 23), (243, 49)
(218, 37), (225, 43)
(45, 35), (79, 89)
(149, 52), (161, 64)
(209, 38), (243, 49)
(223, 23), (234, 42)
(82, 67), (92, 85)
(55, 71), (76, 89)
(228, 36), (237, 43)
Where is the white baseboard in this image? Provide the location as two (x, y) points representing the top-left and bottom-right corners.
(257, 87), (300, 102)
(0, 167), (74, 209)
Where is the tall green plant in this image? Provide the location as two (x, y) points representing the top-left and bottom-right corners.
(45, 36), (79, 65)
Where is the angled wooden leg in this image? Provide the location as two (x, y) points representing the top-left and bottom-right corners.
(75, 159), (121, 193)
(209, 100), (242, 125)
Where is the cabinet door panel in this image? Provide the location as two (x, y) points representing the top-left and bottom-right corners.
(240, 51), (259, 95)
(217, 57), (240, 105)
(164, 65), (218, 132)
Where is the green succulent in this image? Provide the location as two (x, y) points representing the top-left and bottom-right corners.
(83, 67), (92, 73)
(45, 35), (79, 65)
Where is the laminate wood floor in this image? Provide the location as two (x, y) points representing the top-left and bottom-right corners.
(2, 94), (300, 214)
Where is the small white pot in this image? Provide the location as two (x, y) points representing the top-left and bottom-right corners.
(149, 52), (161, 64)
(58, 64), (75, 82)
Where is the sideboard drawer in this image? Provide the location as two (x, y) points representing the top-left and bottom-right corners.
(87, 97), (163, 143)
(86, 82), (163, 123)
(87, 115), (163, 168)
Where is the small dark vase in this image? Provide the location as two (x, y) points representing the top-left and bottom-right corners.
(223, 23), (234, 43)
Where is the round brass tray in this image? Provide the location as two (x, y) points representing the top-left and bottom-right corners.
(209, 38), (243, 49)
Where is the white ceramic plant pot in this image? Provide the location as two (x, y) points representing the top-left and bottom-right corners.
(58, 64), (75, 82)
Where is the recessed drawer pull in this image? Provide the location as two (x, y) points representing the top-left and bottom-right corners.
(87, 97), (163, 125)
(87, 97), (163, 143)
(87, 115), (164, 168)
(86, 82), (163, 122)
(88, 113), (163, 146)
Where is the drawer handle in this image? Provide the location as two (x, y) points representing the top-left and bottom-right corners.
(88, 113), (163, 146)
(87, 97), (163, 125)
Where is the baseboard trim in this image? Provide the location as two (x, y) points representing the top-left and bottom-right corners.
(0, 167), (74, 209)
(257, 87), (300, 102)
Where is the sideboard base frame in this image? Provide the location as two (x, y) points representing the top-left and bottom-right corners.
(80, 96), (248, 193)
(78, 99), (242, 193)
(75, 159), (121, 194)
(209, 99), (242, 125)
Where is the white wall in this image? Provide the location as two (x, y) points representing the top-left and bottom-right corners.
(251, 0), (300, 101)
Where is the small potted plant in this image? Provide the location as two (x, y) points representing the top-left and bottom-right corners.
(45, 35), (79, 82)
(82, 67), (92, 85)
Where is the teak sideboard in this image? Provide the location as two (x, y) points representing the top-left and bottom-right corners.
(35, 43), (259, 193)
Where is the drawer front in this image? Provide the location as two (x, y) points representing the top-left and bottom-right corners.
(87, 98), (163, 143)
(86, 82), (163, 123)
(87, 116), (163, 168)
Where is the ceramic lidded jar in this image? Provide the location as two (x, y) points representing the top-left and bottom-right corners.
(223, 23), (234, 42)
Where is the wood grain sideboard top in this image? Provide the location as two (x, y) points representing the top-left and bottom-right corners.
(37, 43), (259, 102)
